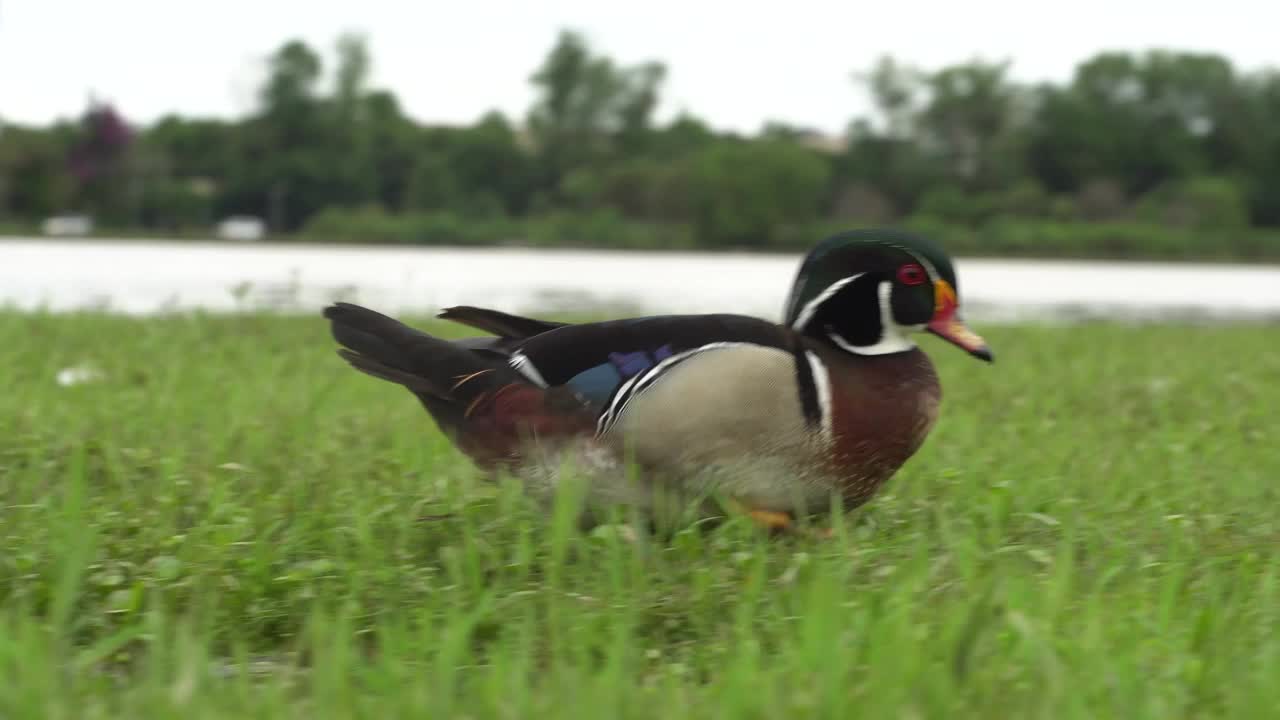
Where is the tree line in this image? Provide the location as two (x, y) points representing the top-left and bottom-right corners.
(2, 30), (1279, 259)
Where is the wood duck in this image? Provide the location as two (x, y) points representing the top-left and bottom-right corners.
(323, 229), (992, 532)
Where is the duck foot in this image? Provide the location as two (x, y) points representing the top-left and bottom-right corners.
(746, 508), (794, 532)
(744, 509), (835, 540)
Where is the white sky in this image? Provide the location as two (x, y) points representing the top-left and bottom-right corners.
(1, 0), (1276, 134)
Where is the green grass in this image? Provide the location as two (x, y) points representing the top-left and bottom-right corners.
(1, 311), (1278, 717)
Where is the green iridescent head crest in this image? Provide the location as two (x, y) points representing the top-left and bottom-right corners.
(783, 228), (959, 327)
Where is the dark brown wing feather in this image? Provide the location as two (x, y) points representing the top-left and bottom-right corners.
(437, 305), (569, 340)
(324, 302), (594, 466)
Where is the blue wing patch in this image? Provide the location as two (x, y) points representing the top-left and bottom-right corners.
(565, 344), (673, 408)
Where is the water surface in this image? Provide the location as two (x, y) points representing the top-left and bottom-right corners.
(6, 237), (1280, 323)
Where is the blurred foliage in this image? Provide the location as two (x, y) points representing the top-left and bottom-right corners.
(3, 31), (1280, 258)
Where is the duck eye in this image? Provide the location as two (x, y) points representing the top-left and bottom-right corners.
(896, 263), (927, 286)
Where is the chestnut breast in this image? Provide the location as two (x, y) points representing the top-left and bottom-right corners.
(814, 345), (942, 506)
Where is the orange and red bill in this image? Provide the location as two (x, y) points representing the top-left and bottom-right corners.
(927, 280), (993, 362)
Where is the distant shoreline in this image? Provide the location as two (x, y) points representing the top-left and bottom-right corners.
(4, 232), (1279, 267)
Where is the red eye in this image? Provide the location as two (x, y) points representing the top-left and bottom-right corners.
(897, 263), (927, 286)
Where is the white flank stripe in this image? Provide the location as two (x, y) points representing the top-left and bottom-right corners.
(804, 351), (834, 441)
(596, 341), (753, 437)
(595, 372), (645, 434)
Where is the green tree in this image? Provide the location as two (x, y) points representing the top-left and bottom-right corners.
(332, 32), (371, 124)
(330, 32), (378, 205)
(649, 113), (716, 158)
(687, 139), (830, 247)
(245, 40), (327, 230)
(859, 55), (922, 140)
(68, 102), (137, 224)
(526, 30), (667, 196)
(443, 112), (533, 215)
(918, 59), (1026, 190)
(1136, 176), (1249, 230)
(403, 150), (461, 212)
(555, 114), (717, 223)
(614, 62), (666, 155)
(146, 116), (236, 181)
(1214, 69), (1280, 224)
(229, 39), (355, 231)
(405, 114), (531, 216)
(363, 91), (420, 212)
(838, 57), (937, 212)
(0, 124), (76, 220)
(1027, 51), (1236, 196)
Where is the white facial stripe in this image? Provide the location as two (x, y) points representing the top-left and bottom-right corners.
(804, 351), (834, 441)
(913, 254), (940, 284)
(791, 273), (864, 330)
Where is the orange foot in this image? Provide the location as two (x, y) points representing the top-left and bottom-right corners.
(743, 508), (836, 540)
(747, 508), (795, 532)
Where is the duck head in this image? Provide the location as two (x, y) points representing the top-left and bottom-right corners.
(783, 229), (993, 362)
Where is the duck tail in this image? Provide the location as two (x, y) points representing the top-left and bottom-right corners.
(323, 302), (593, 464)
(324, 302), (517, 400)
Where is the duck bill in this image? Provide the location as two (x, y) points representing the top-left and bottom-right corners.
(927, 280), (993, 362)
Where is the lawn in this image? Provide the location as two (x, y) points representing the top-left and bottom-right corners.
(1, 311), (1277, 718)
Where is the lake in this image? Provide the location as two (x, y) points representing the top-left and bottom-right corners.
(6, 236), (1280, 324)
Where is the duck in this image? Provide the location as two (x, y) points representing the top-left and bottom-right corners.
(323, 229), (992, 533)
